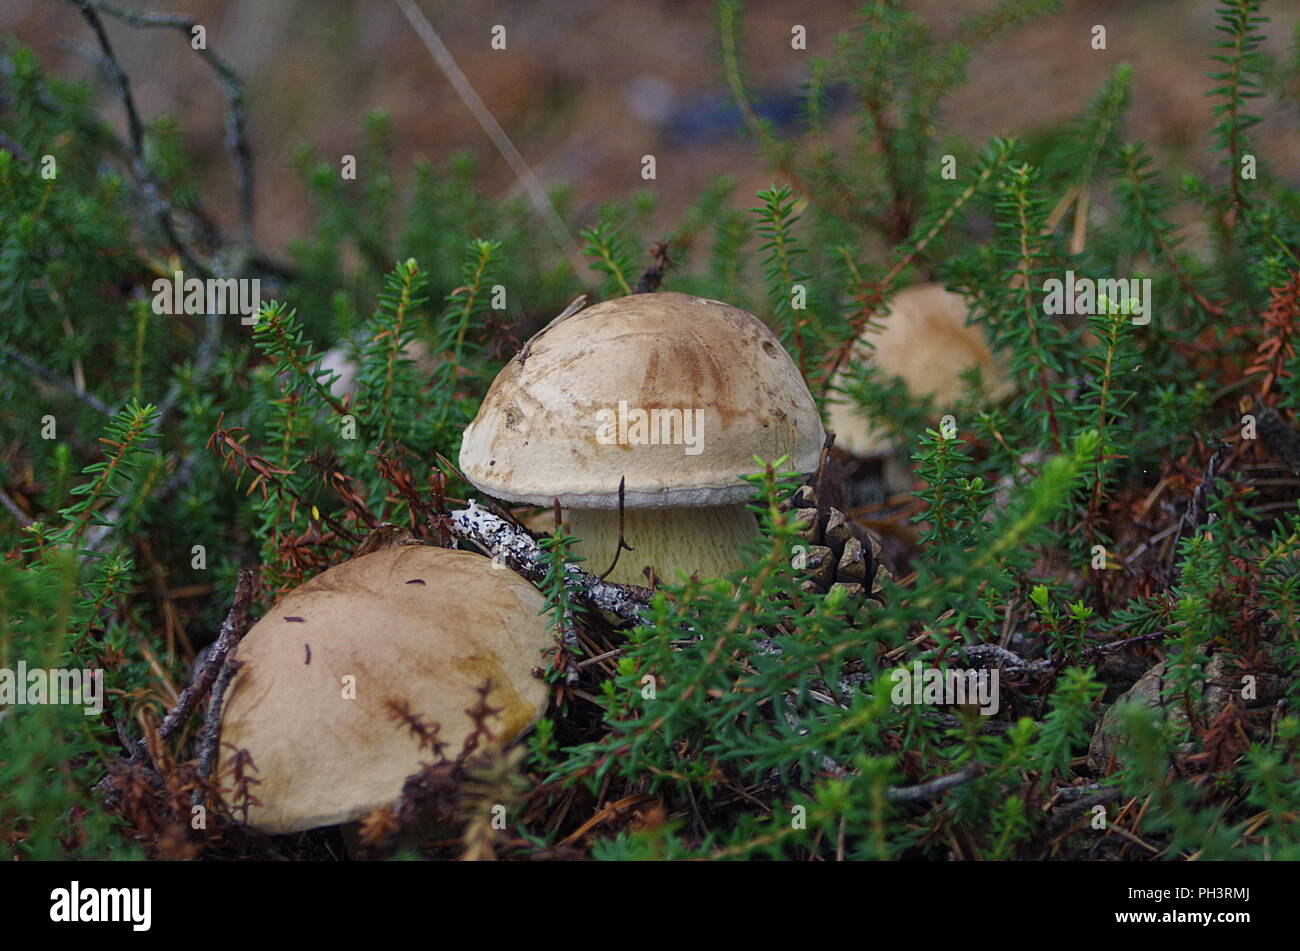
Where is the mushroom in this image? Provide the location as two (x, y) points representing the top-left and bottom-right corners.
(459, 292), (826, 586)
(825, 284), (1013, 482)
(217, 545), (553, 835)
(319, 339), (439, 401)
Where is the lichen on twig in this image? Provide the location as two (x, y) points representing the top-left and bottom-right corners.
(449, 501), (652, 625)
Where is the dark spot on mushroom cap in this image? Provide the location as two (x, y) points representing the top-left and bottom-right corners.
(405, 578), (426, 585)
(762, 340), (779, 357)
(284, 616), (305, 623)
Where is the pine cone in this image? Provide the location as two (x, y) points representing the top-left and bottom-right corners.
(779, 484), (890, 605)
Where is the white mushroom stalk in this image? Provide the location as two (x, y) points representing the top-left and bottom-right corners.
(567, 503), (759, 586)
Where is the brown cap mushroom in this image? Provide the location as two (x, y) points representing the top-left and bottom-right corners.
(459, 292), (825, 585)
(217, 545), (552, 834)
(826, 283), (1013, 459)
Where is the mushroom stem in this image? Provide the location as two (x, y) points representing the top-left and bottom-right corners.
(567, 503), (760, 586)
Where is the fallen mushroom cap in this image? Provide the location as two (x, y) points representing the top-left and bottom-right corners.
(217, 545), (552, 835)
(459, 292), (826, 509)
(826, 284), (1013, 458)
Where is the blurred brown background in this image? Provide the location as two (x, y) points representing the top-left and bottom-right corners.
(4, 0), (1297, 256)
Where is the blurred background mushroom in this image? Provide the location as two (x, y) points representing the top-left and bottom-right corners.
(318, 338), (439, 402)
(217, 545), (553, 836)
(459, 292), (825, 585)
(826, 283), (1013, 497)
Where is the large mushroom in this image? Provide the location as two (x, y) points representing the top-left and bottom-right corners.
(217, 545), (553, 835)
(826, 284), (1013, 479)
(459, 292), (826, 586)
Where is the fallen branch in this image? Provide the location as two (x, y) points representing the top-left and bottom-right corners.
(193, 652), (243, 808)
(888, 764), (984, 803)
(119, 568), (256, 774)
(0, 485), (33, 528)
(449, 501), (651, 625)
(0, 345), (114, 416)
(950, 643), (1054, 676)
(1083, 631), (1168, 656)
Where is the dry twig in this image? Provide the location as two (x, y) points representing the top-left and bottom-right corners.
(450, 501), (651, 624)
(111, 568), (257, 788)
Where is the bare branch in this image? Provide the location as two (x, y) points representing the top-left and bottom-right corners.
(0, 345), (113, 416)
(69, 0), (202, 273)
(122, 568), (256, 770)
(78, 0), (257, 245)
(193, 652), (243, 808)
(450, 501), (651, 625)
(887, 764), (984, 803)
(0, 485), (33, 528)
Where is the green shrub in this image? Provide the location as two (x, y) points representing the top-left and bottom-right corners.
(1, 0), (1298, 860)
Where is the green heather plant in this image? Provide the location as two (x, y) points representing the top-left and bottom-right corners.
(1, 0), (1299, 861)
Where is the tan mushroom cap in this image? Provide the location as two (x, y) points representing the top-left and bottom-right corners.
(826, 284), (1014, 457)
(217, 546), (552, 834)
(459, 292), (826, 508)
